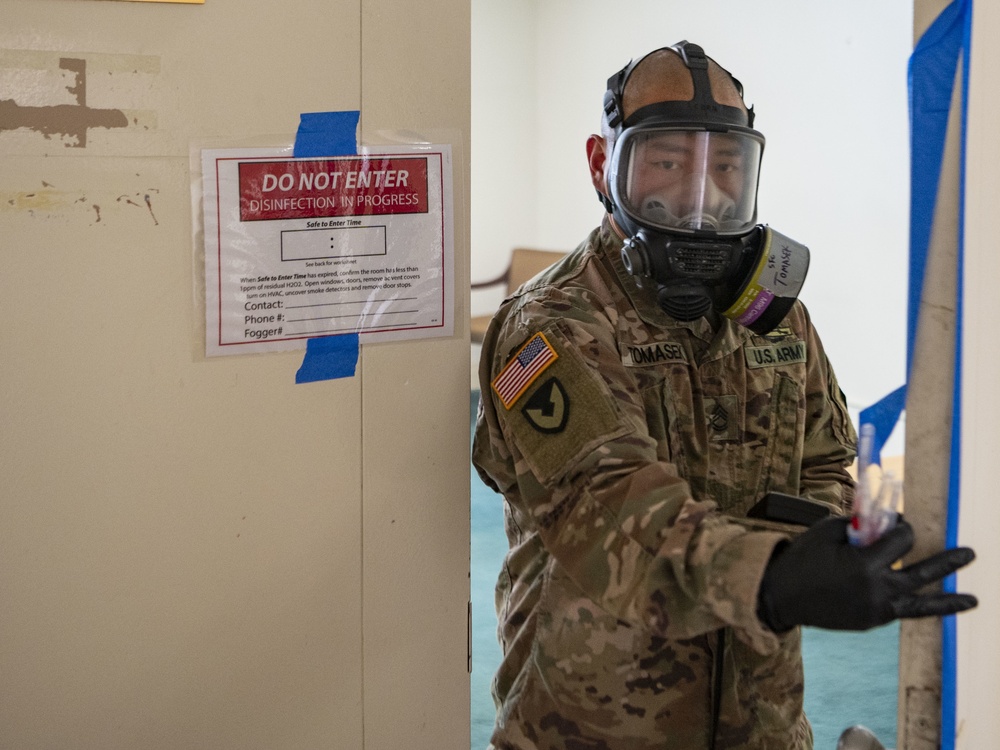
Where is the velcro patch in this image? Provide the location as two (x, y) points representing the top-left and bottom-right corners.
(492, 332), (558, 409)
(621, 341), (688, 367)
(745, 341), (807, 369)
(762, 325), (795, 342)
(503, 330), (631, 484)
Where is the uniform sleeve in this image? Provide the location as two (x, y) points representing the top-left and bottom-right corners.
(473, 290), (787, 655)
(796, 306), (857, 511)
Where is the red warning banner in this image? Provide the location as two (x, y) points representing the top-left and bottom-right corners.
(238, 156), (429, 221)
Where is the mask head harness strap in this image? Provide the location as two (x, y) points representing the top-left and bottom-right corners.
(603, 40), (754, 133)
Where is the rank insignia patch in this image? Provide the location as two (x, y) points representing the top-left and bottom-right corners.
(705, 395), (740, 441)
(492, 332), (558, 410)
(522, 377), (569, 434)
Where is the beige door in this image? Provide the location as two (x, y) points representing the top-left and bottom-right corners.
(0, 1), (470, 748)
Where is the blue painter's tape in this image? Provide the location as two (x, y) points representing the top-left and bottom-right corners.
(293, 110), (360, 382)
(858, 385), (907, 468)
(858, 1), (970, 462)
(295, 334), (359, 383)
(900, 5), (971, 748)
(857, 5), (973, 742)
(293, 110), (360, 158)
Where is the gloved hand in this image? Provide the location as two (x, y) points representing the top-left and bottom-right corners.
(757, 516), (977, 632)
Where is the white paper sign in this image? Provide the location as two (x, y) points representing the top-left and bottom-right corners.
(202, 145), (453, 356)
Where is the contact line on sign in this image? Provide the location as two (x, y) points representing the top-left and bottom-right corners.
(284, 296), (420, 309)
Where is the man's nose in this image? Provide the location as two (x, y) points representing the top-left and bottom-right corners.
(676, 172), (731, 214)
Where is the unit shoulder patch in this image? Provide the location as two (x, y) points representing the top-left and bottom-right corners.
(745, 340), (807, 369)
(521, 377), (569, 434)
(496, 327), (632, 484)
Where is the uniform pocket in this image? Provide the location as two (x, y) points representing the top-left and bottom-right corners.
(755, 373), (805, 498)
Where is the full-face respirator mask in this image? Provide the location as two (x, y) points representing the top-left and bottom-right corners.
(601, 41), (809, 334)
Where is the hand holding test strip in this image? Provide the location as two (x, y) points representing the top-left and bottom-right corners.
(848, 423), (902, 547)
(758, 420), (978, 632)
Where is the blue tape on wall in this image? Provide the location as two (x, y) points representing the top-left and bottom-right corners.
(858, 386), (907, 467)
(859, 0), (971, 466)
(293, 110), (360, 158)
(292, 110), (361, 382)
(904, 4), (972, 748)
(296, 333), (360, 384)
(943, 4), (972, 748)
(858, 4), (972, 744)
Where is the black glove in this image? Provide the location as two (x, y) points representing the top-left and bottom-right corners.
(757, 515), (977, 632)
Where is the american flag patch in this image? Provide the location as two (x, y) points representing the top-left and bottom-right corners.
(492, 332), (558, 410)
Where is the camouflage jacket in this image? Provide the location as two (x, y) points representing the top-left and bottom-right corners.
(472, 219), (857, 750)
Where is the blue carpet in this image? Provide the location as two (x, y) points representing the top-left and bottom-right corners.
(469, 392), (898, 750)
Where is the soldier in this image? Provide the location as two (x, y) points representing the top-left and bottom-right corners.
(472, 42), (977, 750)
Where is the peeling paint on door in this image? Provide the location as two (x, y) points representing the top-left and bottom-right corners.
(0, 49), (159, 150)
(1, 58), (127, 147)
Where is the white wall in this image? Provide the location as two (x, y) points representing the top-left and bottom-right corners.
(472, 0), (913, 452)
(471, 0), (539, 316)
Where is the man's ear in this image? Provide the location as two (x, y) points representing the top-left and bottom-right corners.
(586, 134), (609, 195)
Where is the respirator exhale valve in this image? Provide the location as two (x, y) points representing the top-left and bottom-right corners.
(620, 225), (810, 334)
(622, 234), (736, 280)
(621, 231), (742, 321)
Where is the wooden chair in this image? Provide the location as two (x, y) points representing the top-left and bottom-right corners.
(471, 248), (566, 343)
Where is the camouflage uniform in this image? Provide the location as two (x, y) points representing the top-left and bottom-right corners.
(472, 218), (857, 750)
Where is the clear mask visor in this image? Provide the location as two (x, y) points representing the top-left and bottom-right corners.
(613, 127), (763, 235)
